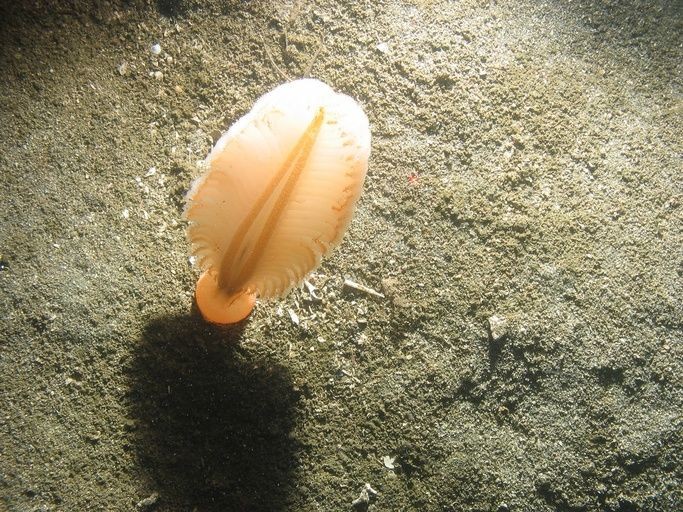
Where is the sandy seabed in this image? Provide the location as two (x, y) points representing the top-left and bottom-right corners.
(1, 1), (681, 511)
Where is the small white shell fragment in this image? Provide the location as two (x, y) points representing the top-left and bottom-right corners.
(382, 455), (396, 469)
(304, 280), (322, 301)
(145, 166), (157, 177)
(122, 208), (130, 219)
(376, 42), (390, 54)
(151, 43), (162, 55)
(343, 278), (385, 299)
(288, 308), (300, 326)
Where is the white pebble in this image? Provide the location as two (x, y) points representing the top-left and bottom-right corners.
(151, 43), (161, 55)
(488, 314), (509, 341)
(376, 42), (390, 54)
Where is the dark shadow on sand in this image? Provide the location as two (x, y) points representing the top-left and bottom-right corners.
(156, 0), (252, 18)
(128, 313), (299, 511)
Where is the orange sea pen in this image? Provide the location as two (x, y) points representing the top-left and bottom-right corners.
(184, 79), (371, 324)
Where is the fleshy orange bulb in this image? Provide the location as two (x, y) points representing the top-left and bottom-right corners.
(184, 79), (371, 324)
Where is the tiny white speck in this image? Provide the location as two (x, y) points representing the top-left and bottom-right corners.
(151, 43), (161, 55)
(122, 209), (130, 219)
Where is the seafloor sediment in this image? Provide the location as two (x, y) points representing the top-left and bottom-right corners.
(1, 1), (681, 510)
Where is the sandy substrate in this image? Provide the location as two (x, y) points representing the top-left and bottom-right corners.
(1, 1), (681, 510)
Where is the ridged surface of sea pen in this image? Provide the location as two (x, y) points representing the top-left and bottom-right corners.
(184, 79), (371, 324)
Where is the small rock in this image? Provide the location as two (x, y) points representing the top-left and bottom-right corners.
(117, 62), (129, 76)
(85, 431), (101, 444)
(352, 483), (378, 511)
(150, 43), (161, 55)
(137, 492), (159, 509)
(65, 377), (83, 389)
(488, 314), (508, 341)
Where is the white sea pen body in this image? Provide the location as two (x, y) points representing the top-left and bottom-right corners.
(184, 79), (371, 324)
